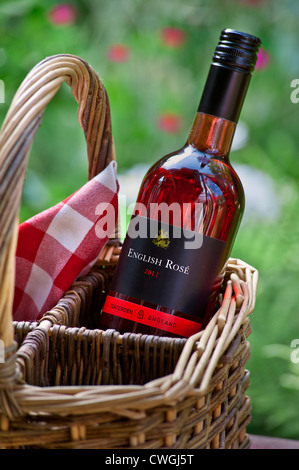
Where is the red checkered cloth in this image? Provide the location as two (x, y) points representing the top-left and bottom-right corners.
(13, 161), (119, 321)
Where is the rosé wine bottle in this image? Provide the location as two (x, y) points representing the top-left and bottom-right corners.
(98, 29), (261, 338)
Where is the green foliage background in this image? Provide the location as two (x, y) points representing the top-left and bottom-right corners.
(1, 0), (299, 440)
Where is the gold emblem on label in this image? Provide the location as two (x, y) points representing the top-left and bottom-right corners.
(153, 229), (170, 249)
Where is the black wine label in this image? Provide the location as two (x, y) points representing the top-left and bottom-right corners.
(109, 216), (225, 319)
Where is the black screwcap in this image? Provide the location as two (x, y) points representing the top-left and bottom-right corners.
(197, 29), (262, 121)
(213, 29), (261, 73)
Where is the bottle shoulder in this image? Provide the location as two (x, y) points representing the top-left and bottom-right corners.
(147, 145), (244, 197)
(137, 145), (245, 242)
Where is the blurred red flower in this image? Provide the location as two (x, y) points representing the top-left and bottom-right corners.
(160, 27), (186, 48)
(157, 113), (182, 133)
(107, 44), (130, 63)
(256, 49), (270, 70)
(48, 4), (77, 25)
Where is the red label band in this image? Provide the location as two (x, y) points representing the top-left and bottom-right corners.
(102, 295), (202, 337)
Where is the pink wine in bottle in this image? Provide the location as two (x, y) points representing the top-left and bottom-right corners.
(98, 29), (261, 338)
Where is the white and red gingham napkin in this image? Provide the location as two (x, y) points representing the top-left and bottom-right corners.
(13, 161), (119, 321)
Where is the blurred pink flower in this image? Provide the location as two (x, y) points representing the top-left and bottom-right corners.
(107, 44), (130, 63)
(160, 27), (186, 48)
(48, 4), (77, 25)
(256, 49), (270, 70)
(158, 113), (182, 133)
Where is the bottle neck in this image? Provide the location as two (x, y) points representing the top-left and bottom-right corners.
(186, 63), (252, 159)
(186, 112), (236, 158)
(198, 64), (251, 122)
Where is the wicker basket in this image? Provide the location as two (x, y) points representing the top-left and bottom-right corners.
(0, 55), (258, 449)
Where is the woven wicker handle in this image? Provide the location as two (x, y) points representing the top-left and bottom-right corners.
(0, 54), (116, 348)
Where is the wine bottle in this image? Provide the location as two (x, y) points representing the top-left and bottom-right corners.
(98, 29), (261, 338)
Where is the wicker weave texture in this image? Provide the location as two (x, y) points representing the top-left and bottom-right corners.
(3, 258), (255, 449)
(7, 262), (253, 449)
